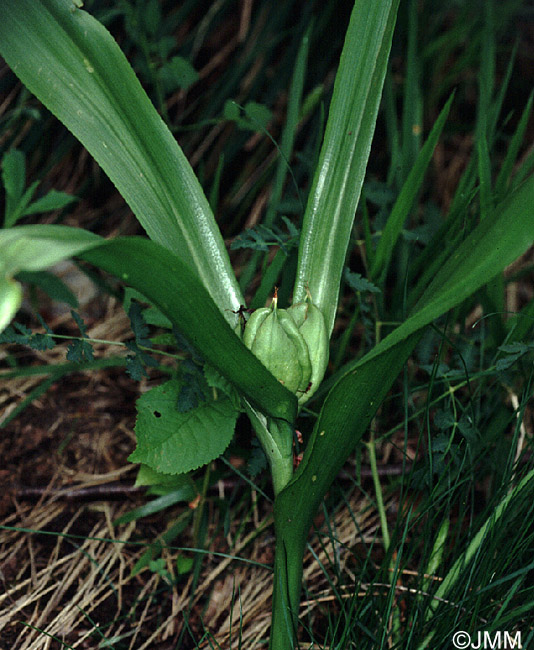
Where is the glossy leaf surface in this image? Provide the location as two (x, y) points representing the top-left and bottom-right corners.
(293, 0), (400, 335)
(0, 0), (243, 317)
(0, 226), (297, 423)
(272, 172), (534, 645)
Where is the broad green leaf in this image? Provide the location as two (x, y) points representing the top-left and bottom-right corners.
(293, 0), (400, 335)
(0, 225), (297, 422)
(0, 278), (23, 333)
(274, 333), (419, 552)
(0, 225), (101, 274)
(0, 0), (243, 318)
(270, 333), (419, 650)
(130, 380), (237, 475)
(16, 271), (79, 308)
(272, 171), (534, 638)
(79, 237), (297, 422)
(352, 172), (534, 374)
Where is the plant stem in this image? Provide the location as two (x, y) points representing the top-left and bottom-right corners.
(269, 506), (307, 650)
(245, 406), (301, 646)
(368, 431), (391, 551)
(245, 401), (294, 496)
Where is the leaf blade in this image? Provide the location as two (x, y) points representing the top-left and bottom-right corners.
(275, 171), (534, 575)
(0, 0), (243, 317)
(370, 93), (454, 280)
(131, 380), (238, 475)
(0, 225), (297, 422)
(293, 0), (400, 334)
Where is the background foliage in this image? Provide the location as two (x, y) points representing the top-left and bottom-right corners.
(1, 0), (534, 648)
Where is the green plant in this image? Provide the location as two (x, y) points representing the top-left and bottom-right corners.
(1, 1), (534, 648)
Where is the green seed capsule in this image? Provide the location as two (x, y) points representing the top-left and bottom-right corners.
(243, 298), (311, 395)
(277, 309), (312, 392)
(288, 298), (329, 404)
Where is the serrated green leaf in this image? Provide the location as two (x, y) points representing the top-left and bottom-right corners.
(23, 189), (77, 216)
(204, 363), (235, 400)
(66, 339), (94, 362)
(67, 312), (93, 360)
(125, 340), (157, 380)
(127, 301), (150, 345)
(176, 362), (208, 412)
(130, 379), (238, 474)
(158, 56), (199, 92)
(344, 269), (381, 294)
(434, 409), (456, 430)
(248, 439), (268, 478)
(70, 309), (88, 336)
(496, 353), (525, 372)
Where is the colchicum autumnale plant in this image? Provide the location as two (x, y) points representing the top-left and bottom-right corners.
(1, 1), (534, 648)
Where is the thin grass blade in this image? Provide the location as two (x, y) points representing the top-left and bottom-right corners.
(370, 93), (454, 281)
(273, 172), (534, 633)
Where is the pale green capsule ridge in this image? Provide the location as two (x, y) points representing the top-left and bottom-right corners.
(288, 297), (329, 404)
(277, 309), (312, 392)
(242, 307), (270, 347)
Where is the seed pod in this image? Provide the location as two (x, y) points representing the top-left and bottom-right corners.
(243, 298), (311, 395)
(242, 307), (270, 347)
(288, 298), (329, 404)
(276, 309), (312, 392)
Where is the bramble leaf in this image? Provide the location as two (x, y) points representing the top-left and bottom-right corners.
(130, 379), (238, 474)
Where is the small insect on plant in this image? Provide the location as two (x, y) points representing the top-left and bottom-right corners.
(229, 303), (254, 335)
(1, 0), (534, 648)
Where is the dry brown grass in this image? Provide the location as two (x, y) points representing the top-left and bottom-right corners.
(0, 471), (379, 649)
(0, 293), (382, 649)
